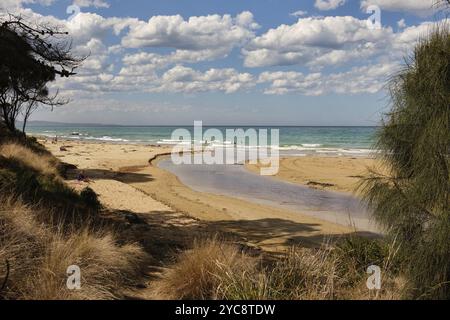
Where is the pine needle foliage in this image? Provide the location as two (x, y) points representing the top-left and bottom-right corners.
(360, 24), (450, 299)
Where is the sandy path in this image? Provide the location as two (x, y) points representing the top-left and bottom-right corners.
(69, 179), (171, 213)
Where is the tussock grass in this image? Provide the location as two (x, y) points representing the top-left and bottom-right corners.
(0, 137), (147, 300)
(153, 237), (257, 300)
(0, 196), (146, 300)
(0, 142), (59, 177)
(0, 142), (100, 220)
(154, 237), (405, 300)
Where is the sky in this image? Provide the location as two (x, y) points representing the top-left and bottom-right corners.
(1, 0), (448, 125)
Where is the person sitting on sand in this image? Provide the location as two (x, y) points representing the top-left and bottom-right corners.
(77, 170), (90, 183)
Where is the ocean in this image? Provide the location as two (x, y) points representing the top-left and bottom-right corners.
(26, 125), (378, 156)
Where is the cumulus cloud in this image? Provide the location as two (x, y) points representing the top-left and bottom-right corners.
(119, 11), (258, 68)
(243, 16), (440, 70)
(0, 0), (55, 10)
(258, 62), (398, 95)
(115, 11), (261, 79)
(290, 10), (308, 17)
(66, 13), (137, 45)
(54, 12), (441, 97)
(3, 1), (445, 99)
(397, 19), (406, 29)
(315, 0), (346, 11)
(119, 47), (232, 76)
(73, 0), (110, 8)
(121, 12), (258, 49)
(243, 16), (392, 68)
(52, 64), (256, 95)
(152, 66), (255, 94)
(360, 0), (437, 17)
(7, 9), (259, 96)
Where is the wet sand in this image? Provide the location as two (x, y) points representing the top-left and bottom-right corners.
(40, 138), (377, 252)
(246, 156), (382, 195)
(158, 159), (378, 233)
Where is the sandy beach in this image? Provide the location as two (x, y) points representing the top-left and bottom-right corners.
(41, 139), (378, 252)
(246, 157), (382, 195)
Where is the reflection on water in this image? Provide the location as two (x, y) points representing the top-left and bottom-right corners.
(158, 159), (379, 233)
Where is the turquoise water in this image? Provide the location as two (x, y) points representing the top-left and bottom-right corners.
(27, 125), (377, 155)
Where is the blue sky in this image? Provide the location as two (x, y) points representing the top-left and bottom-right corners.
(2, 0), (447, 125)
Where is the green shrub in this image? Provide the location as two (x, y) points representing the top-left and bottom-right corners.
(335, 237), (388, 270)
(360, 25), (450, 299)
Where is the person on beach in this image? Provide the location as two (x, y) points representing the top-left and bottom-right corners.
(77, 170), (90, 183)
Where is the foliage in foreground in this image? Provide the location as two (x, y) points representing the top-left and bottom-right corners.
(0, 137), (147, 299)
(0, 196), (145, 300)
(0, 141), (99, 220)
(153, 237), (404, 300)
(360, 25), (450, 299)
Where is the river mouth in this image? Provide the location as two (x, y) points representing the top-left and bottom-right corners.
(157, 159), (379, 233)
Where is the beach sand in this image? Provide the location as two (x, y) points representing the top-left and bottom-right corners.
(41, 139), (376, 252)
(246, 156), (382, 195)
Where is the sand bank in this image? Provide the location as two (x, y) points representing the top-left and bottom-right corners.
(246, 156), (383, 195)
(41, 139), (376, 252)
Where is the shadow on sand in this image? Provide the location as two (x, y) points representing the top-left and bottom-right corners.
(66, 167), (154, 184)
(101, 208), (381, 275)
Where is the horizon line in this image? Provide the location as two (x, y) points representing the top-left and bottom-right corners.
(26, 120), (380, 128)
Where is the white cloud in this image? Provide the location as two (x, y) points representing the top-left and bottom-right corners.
(315, 0), (346, 11)
(65, 13), (137, 45)
(4, 8), (259, 96)
(258, 62), (398, 95)
(73, 0), (110, 8)
(0, 0), (55, 10)
(360, 0), (437, 17)
(34, 98), (193, 125)
(117, 12), (260, 75)
(243, 16), (442, 70)
(290, 10), (308, 17)
(116, 13), (262, 82)
(53, 63), (256, 95)
(73, 38), (113, 73)
(53, 12), (442, 97)
(119, 47), (231, 76)
(4, 1), (445, 100)
(243, 16), (391, 68)
(397, 19), (406, 29)
(153, 66), (255, 94)
(121, 12), (258, 51)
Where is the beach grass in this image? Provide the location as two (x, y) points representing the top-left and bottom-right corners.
(152, 236), (404, 300)
(0, 132), (148, 300)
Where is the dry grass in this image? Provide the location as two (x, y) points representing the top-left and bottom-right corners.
(0, 139), (149, 300)
(263, 246), (404, 300)
(0, 196), (147, 300)
(0, 142), (59, 177)
(152, 237), (258, 300)
(153, 237), (406, 300)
